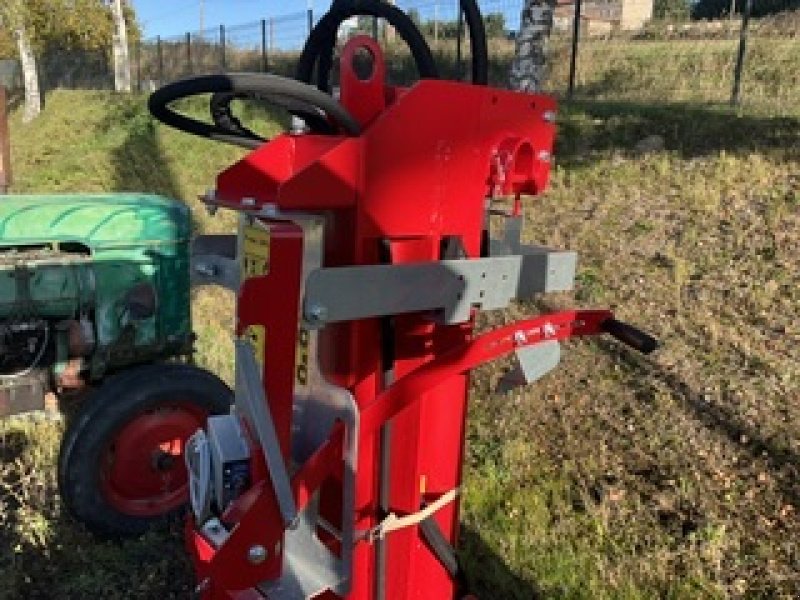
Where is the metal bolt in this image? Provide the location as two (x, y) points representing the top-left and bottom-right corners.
(538, 150), (552, 163)
(513, 331), (528, 346)
(543, 110), (557, 123)
(203, 189), (219, 216)
(307, 304), (328, 323)
(194, 263), (218, 278)
(248, 545), (268, 564)
(261, 203), (279, 217)
(242, 197), (257, 207)
(543, 322), (557, 339)
(290, 116), (308, 135)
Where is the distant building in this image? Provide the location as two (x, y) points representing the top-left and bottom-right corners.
(553, 0), (654, 34)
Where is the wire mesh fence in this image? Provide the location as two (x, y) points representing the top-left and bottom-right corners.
(1, 1), (792, 116)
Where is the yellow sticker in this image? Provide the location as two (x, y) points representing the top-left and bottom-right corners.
(243, 325), (266, 368)
(242, 225), (270, 280)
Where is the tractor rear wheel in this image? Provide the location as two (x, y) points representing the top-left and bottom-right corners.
(58, 363), (232, 538)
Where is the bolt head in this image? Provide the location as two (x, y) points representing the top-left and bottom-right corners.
(242, 197), (257, 207)
(543, 110), (557, 123)
(194, 263), (217, 278)
(261, 203), (279, 217)
(248, 545), (268, 564)
(307, 304), (328, 322)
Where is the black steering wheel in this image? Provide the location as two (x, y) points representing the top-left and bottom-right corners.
(148, 72), (361, 149)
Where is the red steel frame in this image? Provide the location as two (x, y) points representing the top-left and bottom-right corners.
(189, 37), (617, 600)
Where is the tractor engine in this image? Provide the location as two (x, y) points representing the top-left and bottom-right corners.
(0, 194), (194, 417)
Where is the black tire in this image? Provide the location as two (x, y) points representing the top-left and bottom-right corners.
(58, 363), (232, 538)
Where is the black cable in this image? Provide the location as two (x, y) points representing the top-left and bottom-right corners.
(459, 0), (489, 85)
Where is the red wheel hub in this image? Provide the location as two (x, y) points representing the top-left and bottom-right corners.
(101, 402), (207, 517)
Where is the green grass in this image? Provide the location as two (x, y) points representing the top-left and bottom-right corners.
(1, 45), (799, 599)
(386, 33), (800, 116)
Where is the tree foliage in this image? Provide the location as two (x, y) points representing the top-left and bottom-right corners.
(692, 0), (800, 19)
(0, 27), (13, 58)
(0, 0), (140, 59)
(654, 0), (691, 20)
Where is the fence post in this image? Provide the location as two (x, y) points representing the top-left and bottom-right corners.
(157, 35), (164, 82)
(186, 32), (192, 74)
(308, 9), (314, 36)
(220, 24), (226, 69)
(373, 16), (379, 39)
(261, 19), (269, 72)
(456, 1), (464, 80)
(0, 86), (10, 195)
(731, 0), (753, 106)
(568, 0), (583, 97)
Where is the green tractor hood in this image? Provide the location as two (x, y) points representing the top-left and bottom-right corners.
(0, 194), (191, 248)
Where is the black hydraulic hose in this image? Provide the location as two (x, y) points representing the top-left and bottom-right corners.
(296, 0), (439, 92)
(297, 0), (488, 90)
(459, 0), (489, 85)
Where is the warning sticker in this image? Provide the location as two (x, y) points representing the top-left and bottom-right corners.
(242, 225), (270, 280)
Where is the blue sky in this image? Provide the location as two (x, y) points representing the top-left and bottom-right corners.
(131, 1), (313, 38)
(131, 0), (522, 40)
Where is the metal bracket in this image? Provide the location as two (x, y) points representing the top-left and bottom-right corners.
(302, 246), (576, 328)
(234, 340), (297, 527)
(495, 340), (562, 394)
(242, 215), (359, 599)
(191, 235), (240, 291)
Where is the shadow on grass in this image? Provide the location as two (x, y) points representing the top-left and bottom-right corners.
(596, 339), (800, 509)
(100, 96), (184, 201)
(0, 425), (193, 600)
(556, 99), (800, 163)
(460, 525), (542, 600)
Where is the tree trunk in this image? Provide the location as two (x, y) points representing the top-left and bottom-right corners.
(14, 26), (40, 123)
(111, 0), (131, 92)
(509, 0), (556, 92)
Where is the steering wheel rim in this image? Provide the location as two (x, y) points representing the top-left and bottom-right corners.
(148, 72), (361, 149)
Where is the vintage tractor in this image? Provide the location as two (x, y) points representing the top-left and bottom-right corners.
(137, 1), (659, 598)
(0, 191), (233, 536)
